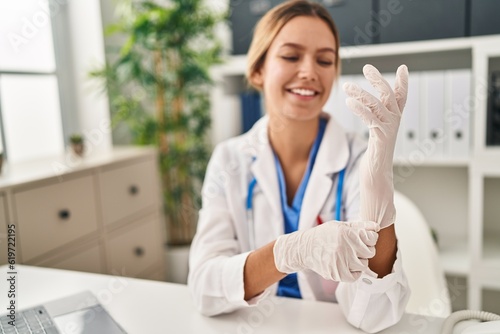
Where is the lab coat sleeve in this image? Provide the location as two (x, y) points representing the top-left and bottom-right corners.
(336, 140), (410, 333)
(188, 144), (269, 316)
(336, 247), (410, 333)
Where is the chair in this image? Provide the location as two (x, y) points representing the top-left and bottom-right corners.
(394, 190), (452, 317)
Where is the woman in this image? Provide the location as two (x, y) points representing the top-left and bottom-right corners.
(188, 1), (410, 332)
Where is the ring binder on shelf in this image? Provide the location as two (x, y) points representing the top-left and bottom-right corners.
(422, 71), (446, 159)
(324, 75), (359, 134)
(446, 69), (472, 157)
(401, 72), (421, 160)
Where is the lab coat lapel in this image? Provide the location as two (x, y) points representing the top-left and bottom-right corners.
(299, 113), (350, 230)
(243, 116), (283, 238)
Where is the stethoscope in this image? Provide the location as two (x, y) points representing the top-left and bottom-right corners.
(246, 168), (346, 250)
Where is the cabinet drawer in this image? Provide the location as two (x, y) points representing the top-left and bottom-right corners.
(44, 241), (103, 274)
(139, 270), (166, 282)
(0, 238), (6, 265)
(0, 194), (6, 227)
(0, 195), (7, 265)
(107, 216), (163, 278)
(99, 160), (157, 226)
(14, 175), (99, 262)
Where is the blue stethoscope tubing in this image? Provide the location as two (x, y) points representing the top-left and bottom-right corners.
(246, 168), (346, 250)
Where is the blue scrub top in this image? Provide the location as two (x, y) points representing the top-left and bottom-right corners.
(274, 117), (327, 299)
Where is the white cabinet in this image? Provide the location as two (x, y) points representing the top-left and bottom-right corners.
(0, 147), (167, 281)
(210, 35), (500, 313)
(0, 195), (6, 226)
(0, 194), (7, 265)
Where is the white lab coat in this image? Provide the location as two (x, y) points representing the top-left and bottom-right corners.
(188, 112), (410, 333)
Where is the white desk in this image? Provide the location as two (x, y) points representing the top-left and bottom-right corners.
(0, 265), (445, 333)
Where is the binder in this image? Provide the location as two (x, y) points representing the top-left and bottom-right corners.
(400, 72), (421, 160)
(422, 71), (446, 159)
(378, 73), (405, 160)
(353, 74), (374, 140)
(325, 75), (358, 133)
(354, 73), (396, 143)
(240, 91), (262, 134)
(445, 69), (471, 158)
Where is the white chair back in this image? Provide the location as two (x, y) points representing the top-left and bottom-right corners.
(394, 190), (452, 317)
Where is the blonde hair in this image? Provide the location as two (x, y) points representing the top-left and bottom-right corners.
(246, 0), (340, 91)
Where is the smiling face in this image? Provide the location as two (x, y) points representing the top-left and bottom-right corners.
(252, 16), (338, 122)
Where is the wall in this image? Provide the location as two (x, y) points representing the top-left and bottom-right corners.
(53, 0), (112, 152)
(68, 0), (111, 153)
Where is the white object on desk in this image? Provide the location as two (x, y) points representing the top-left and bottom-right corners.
(461, 321), (500, 333)
(0, 265), (445, 334)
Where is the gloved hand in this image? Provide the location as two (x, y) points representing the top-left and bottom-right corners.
(273, 221), (380, 282)
(343, 64), (409, 229)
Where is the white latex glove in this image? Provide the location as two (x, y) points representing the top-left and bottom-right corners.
(343, 64), (409, 229)
(273, 221), (380, 282)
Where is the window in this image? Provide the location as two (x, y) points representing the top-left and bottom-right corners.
(0, 0), (64, 163)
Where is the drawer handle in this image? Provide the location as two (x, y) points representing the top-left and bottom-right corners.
(134, 247), (145, 257)
(129, 185), (139, 196)
(59, 209), (70, 220)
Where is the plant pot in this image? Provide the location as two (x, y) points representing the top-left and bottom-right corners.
(165, 244), (190, 284)
(71, 143), (85, 157)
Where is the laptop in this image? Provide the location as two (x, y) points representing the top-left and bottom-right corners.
(0, 291), (127, 334)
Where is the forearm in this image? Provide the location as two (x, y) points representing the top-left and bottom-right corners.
(360, 166), (397, 277)
(359, 164), (396, 223)
(360, 195), (395, 230)
(243, 241), (286, 300)
(368, 224), (397, 278)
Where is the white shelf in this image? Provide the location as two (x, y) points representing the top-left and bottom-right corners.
(471, 160), (500, 177)
(211, 55), (247, 77)
(212, 35), (500, 78)
(338, 36), (475, 59)
(394, 158), (469, 167)
(0, 146), (157, 189)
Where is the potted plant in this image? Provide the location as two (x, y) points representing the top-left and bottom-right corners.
(91, 0), (226, 245)
(69, 134), (85, 157)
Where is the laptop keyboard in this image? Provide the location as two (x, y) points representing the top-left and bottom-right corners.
(0, 306), (60, 334)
